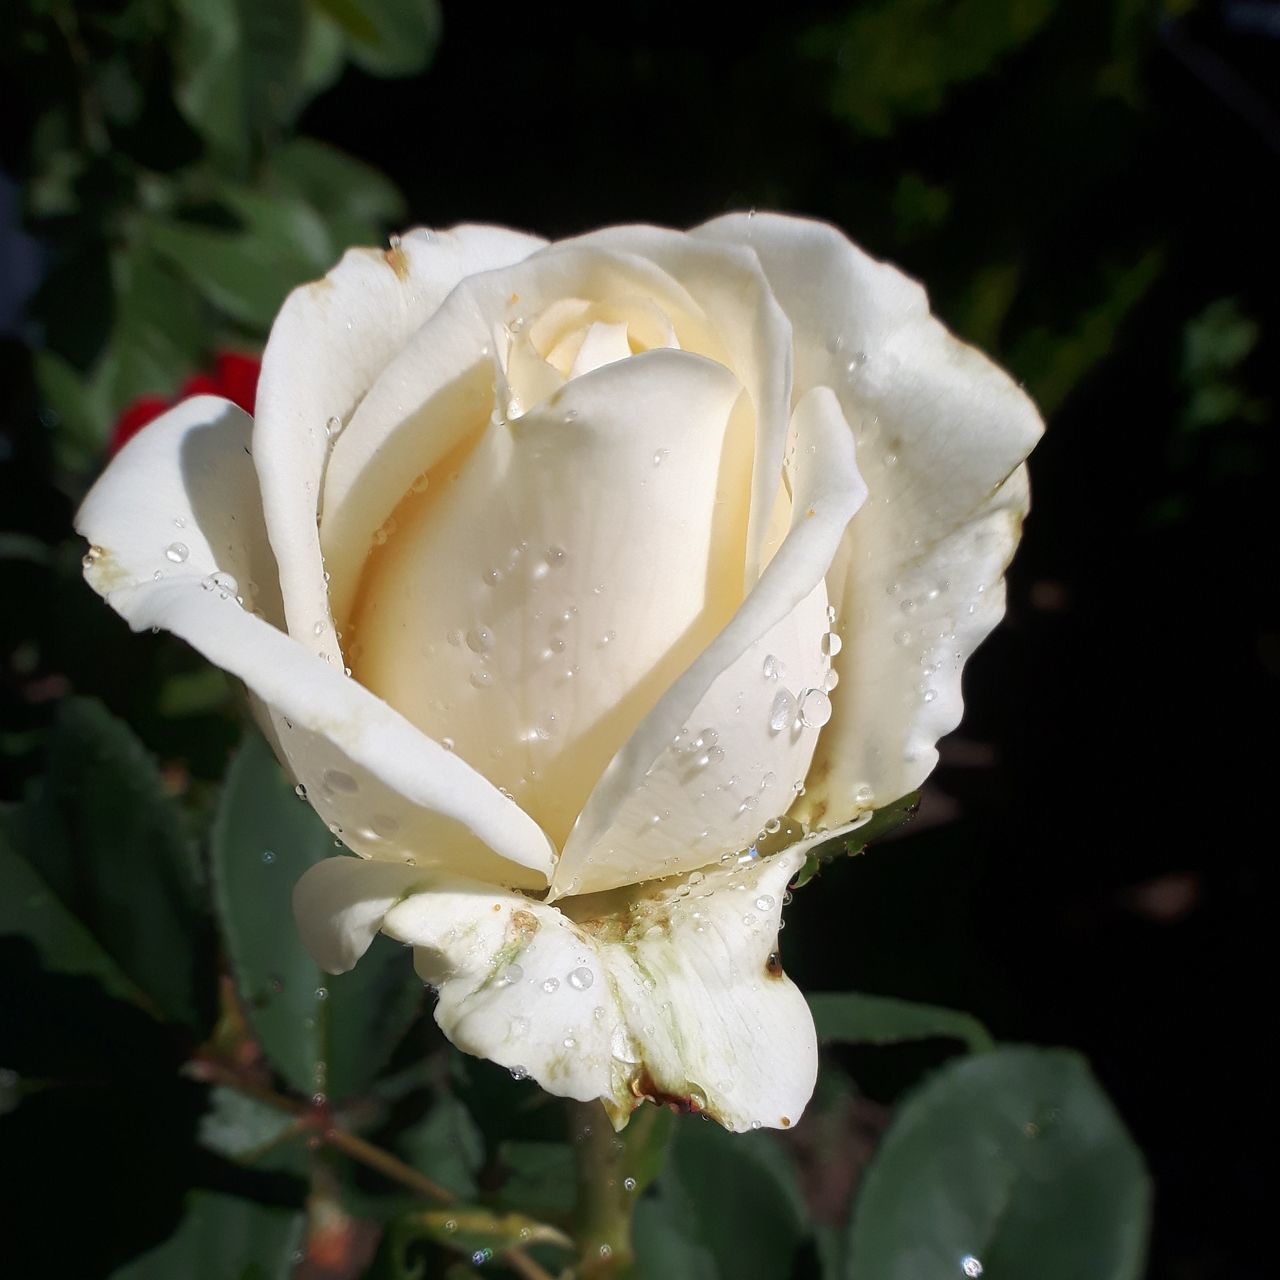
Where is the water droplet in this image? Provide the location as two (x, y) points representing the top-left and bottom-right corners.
(563, 1036), (576, 1048)
(466, 625), (495, 654)
(547, 545), (567, 566)
(294, 784), (308, 800)
(854, 784), (874, 805)
(762, 653), (785, 680)
(325, 415), (342, 438)
(798, 688), (833, 728)
(764, 817), (781, 834)
(961, 1258), (983, 1278)
(653, 448), (669, 466)
(261, 850), (276, 865)
(497, 963), (524, 987)
(568, 966), (594, 990)
(822, 631), (843, 657)
(471, 670), (493, 689)
(542, 977), (560, 993)
(755, 894), (776, 912)
(441, 737), (455, 751)
(510, 1064), (529, 1081)
(315, 986), (328, 1001)
(822, 668), (840, 691)
(323, 768), (358, 793)
(769, 689), (797, 732)
(164, 542), (188, 564)
(599, 1245), (613, 1261)
(201, 571), (239, 599)
(312, 620), (325, 637)
(922, 688), (938, 703)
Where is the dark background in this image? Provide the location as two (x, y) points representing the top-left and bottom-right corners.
(2, 2), (1275, 1276)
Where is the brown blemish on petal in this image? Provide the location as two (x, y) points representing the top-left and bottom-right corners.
(510, 909), (539, 943)
(629, 1069), (716, 1120)
(780, 1115), (792, 1128)
(765, 951), (784, 978)
(383, 246), (410, 280)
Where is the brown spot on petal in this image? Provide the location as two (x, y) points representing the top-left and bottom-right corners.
(383, 246), (410, 280)
(765, 951), (784, 978)
(780, 1115), (792, 1128)
(630, 1069), (715, 1120)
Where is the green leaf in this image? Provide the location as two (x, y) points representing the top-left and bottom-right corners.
(808, 991), (994, 1054)
(104, 244), (207, 409)
(847, 1047), (1150, 1280)
(0, 828), (145, 1009)
(794, 790), (921, 888)
(111, 1190), (304, 1280)
(197, 1086), (307, 1175)
(270, 137), (405, 249)
(147, 187), (336, 332)
(172, 0), (310, 169)
(801, 0), (1060, 138)
(396, 1091), (486, 1199)
(654, 1121), (810, 1280)
(387, 1206), (571, 1274)
(493, 1140), (576, 1220)
(4, 698), (211, 1032)
(212, 731), (422, 1100)
(322, 0), (442, 78)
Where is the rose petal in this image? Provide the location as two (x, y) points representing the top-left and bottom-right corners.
(555, 386), (866, 895)
(77, 396), (556, 889)
(294, 846), (816, 1133)
(567, 225), (795, 586)
(254, 225), (546, 664)
(347, 350), (749, 849)
(697, 213), (1042, 828)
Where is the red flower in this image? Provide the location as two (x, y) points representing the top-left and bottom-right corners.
(108, 351), (260, 455)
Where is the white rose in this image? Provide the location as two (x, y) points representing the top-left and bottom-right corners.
(78, 214), (1041, 1131)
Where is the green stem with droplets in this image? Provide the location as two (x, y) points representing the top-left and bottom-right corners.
(570, 1100), (637, 1277)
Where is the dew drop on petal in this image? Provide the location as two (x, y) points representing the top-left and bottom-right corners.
(769, 689), (797, 732)
(568, 966), (594, 990)
(542, 977), (560, 993)
(510, 1064), (529, 1081)
(821, 631), (843, 657)
(322, 768), (358, 793)
(798, 688), (833, 728)
(164, 542), (188, 564)
(466, 626), (495, 654)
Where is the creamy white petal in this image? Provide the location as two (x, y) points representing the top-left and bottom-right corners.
(567, 225), (794, 585)
(697, 213), (1042, 828)
(254, 225), (546, 662)
(347, 350), (749, 850)
(293, 847), (816, 1133)
(77, 397), (556, 889)
(318, 244), (729, 633)
(556, 386), (866, 895)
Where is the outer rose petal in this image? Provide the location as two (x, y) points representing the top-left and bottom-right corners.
(555, 386), (867, 896)
(697, 213), (1043, 828)
(254, 226), (546, 664)
(76, 397), (556, 889)
(294, 847), (817, 1132)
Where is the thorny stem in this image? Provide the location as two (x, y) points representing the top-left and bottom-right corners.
(193, 1058), (555, 1280)
(569, 1100), (637, 1278)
